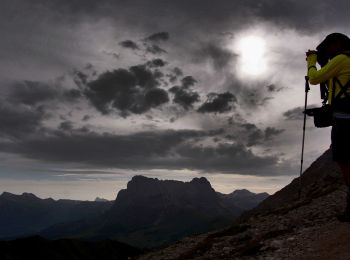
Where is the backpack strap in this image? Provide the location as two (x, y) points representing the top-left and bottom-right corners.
(333, 77), (350, 101)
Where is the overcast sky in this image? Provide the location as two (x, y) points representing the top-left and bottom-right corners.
(1, 0), (349, 200)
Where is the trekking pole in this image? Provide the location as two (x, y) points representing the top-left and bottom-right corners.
(299, 76), (310, 199)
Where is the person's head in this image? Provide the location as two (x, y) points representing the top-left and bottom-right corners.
(316, 33), (350, 65)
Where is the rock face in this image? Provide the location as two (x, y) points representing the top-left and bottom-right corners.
(134, 149), (350, 259)
(0, 192), (112, 239)
(111, 176), (235, 222)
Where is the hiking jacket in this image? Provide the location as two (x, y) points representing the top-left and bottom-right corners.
(307, 53), (350, 104)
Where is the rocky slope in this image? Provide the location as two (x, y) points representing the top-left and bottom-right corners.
(133, 149), (350, 259)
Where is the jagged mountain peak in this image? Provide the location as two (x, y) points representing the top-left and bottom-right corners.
(229, 189), (269, 197)
(0, 191), (13, 198)
(115, 175), (218, 208)
(121, 175), (214, 201)
(0, 191), (40, 201)
(21, 192), (39, 199)
(229, 189), (255, 196)
(127, 175), (211, 187)
(189, 176), (211, 185)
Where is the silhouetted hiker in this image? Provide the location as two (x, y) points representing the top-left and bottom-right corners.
(306, 33), (350, 222)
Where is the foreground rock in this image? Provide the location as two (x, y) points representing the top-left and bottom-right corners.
(134, 149), (350, 259)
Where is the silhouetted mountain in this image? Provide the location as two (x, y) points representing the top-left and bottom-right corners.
(95, 197), (109, 202)
(0, 235), (143, 260)
(0, 192), (112, 239)
(135, 149), (350, 259)
(218, 189), (270, 210)
(41, 176), (266, 249)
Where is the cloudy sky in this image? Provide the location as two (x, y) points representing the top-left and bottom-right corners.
(1, 0), (349, 200)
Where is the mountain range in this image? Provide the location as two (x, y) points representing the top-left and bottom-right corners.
(0, 192), (112, 239)
(0, 175), (268, 251)
(39, 175), (268, 248)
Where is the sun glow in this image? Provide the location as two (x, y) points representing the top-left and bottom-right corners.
(235, 35), (267, 76)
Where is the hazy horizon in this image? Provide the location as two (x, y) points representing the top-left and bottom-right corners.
(0, 172), (283, 201)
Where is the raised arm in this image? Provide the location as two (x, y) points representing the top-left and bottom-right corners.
(307, 54), (347, 85)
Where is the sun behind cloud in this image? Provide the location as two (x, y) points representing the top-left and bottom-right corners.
(233, 35), (267, 77)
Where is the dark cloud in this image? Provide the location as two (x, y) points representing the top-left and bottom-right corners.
(283, 106), (319, 120)
(4, 0), (348, 55)
(239, 123), (264, 147)
(264, 127), (285, 140)
(144, 88), (169, 107)
(0, 102), (45, 139)
(0, 128), (282, 175)
(169, 75), (200, 110)
(181, 76), (197, 88)
(0, 79), (82, 140)
(167, 67), (183, 83)
(119, 40), (139, 50)
(9, 80), (81, 106)
(144, 44), (167, 55)
(253, 0), (329, 31)
(129, 64), (163, 88)
(63, 89), (82, 100)
(198, 92), (236, 113)
(59, 121), (74, 131)
(1, 129), (214, 164)
(83, 64), (169, 116)
(169, 85), (200, 110)
(9, 81), (59, 106)
(266, 84), (284, 92)
(145, 58), (167, 68)
(145, 32), (169, 42)
(82, 115), (91, 121)
(73, 70), (89, 86)
(175, 142), (279, 174)
(225, 123), (284, 147)
(120, 36), (167, 56)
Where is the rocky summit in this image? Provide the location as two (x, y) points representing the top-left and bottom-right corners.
(134, 149), (350, 259)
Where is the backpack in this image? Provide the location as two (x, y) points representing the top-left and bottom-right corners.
(306, 52), (350, 127)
